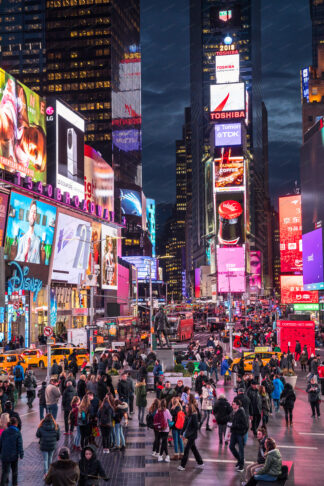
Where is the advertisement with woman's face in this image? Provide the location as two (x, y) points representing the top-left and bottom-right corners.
(101, 225), (118, 290)
(250, 251), (262, 291)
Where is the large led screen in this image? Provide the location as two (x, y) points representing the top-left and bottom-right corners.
(210, 83), (245, 120)
(112, 129), (142, 152)
(214, 150), (244, 192)
(205, 157), (215, 236)
(120, 189), (142, 217)
(217, 247), (245, 293)
(0, 69), (46, 182)
(279, 275), (318, 304)
(249, 250), (262, 291)
(279, 195), (302, 273)
(0, 193), (9, 246)
(216, 53), (240, 84)
(303, 228), (324, 290)
(216, 192), (245, 246)
(52, 212), (91, 284)
(214, 123), (242, 147)
(123, 256), (158, 281)
(101, 225), (118, 290)
(84, 145), (114, 213)
(5, 192), (57, 282)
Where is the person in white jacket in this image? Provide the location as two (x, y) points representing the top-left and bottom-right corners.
(199, 382), (215, 431)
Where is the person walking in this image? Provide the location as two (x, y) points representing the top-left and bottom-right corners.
(153, 360), (162, 391)
(300, 351), (308, 372)
(62, 380), (76, 434)
(271, 375), (284, 412)
(45, 379), (61, 420)
(97, 394), (114, 453)
(78, 445), (106, 486)
(170, 397), (185, 460)
(213, 394), (232, 445)
(36, 413), (60, 475)
(45, 446), (80, 486)
(117, 373), (130, 406)
(77, 375), (87, 400)
(113, 399), (128, 451)
(12, 362), (24, 399)
(280, 383), (296, 426)
(147, 398), (160, 456)
(259, 386), (271, 426)
(177, 403), (204, 471)
(3, 401), (21, 430)
(0, 416), (23, 486)
(23, 370), (37, 408)
(295, 340), (301, 361)
(0, 413), (9, 438)
(242, 438), (282, 486)
(126, 372), (135, 415)
(78, 394), (92, 449)
(135, 379), (147, 427)
(247, 381), (262, 437)
(252, 357), (261, 383)
(38, 381), (47, 420)
(229, 397), (248, 473)
(307, 377), (321, 418)
(70, 396), (81, 452)
(200, 382), (214, 431)
(154, 399), (172, 462)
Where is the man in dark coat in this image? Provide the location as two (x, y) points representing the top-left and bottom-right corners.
(45, 446), (79, 486)
(62, 381), (76, 434)
(229, 397), (248, 472)
(247, 381), (262, 436)
(0, 416), (24, 486)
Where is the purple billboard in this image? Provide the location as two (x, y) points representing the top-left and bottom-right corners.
(112, 129), (142, 152)
(303, 228), (324, 290)
(214, 123), (242, 147)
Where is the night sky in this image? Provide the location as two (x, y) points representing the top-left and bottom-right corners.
(141, 0), (312, 208)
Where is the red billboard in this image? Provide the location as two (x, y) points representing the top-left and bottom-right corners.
(280, 275), (318, 304)
(279, 195), (302, 273)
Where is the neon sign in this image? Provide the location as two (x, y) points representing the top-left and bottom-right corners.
(8, 261), (43, 302)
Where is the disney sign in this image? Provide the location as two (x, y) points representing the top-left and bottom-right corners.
(8, 261), (43, 302)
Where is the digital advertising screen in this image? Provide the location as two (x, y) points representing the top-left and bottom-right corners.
(84, 145), (114, 214)
(195, 267), (201, 299)
(101, 224), (118, 290)
(120, 188), (142, 217)
(301, 67), (310, 102)
(279, 195), (302, 273)
(205, 157), (215, 236)
(217, 247), (245, 293)
(5, 192), (57, 282)
(302, 228), (324, 290)
(216, 53), (240, 84)
(214, 123), (242, 147)
(214, 149), (244, 192)
(279, 275), (318, 304)
(210, 83), (245, 121)
(210, 5), (242, 29)
(112, 129), (142, 152)
(123, 256), (158, 281)
(52, 212), (91, 284)
(0, 193), (9, 246)
(146, 198), (156, 257)
(0, 69), (46, 182)
(249, 250), (262, 291)
(216, 192), (245, 246)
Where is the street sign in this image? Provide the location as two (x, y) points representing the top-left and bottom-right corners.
(47, 337), (55, 344)
(85, 325), (97, 330)
(44, 326), (53, 337)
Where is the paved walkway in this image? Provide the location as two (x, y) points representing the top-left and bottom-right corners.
(5, 367), (324, 485)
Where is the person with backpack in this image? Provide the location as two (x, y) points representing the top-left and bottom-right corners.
(36, 413), (60, 474)
(78, 394), (92, 448)
(38, 381), (47, 420)
(97, 394), (114, 454)
(135, 379), (147, 427)
(23, 370), (37, 409)
(272, 375), (284, 412)
(153, 398), (172, 462)
(213, 394), (232, 445)
(229, 397), (249, 473)
(177, 403), (204, 471)
(13, 362), (24, 399)
(147, 398), (160, 456)
(169, 397), (185, 460)
(113, 399), (128, 451)
(0, 416), (24, 486)
(280, 382), (296, 426)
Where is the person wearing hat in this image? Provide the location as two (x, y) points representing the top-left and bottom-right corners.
(45, 446), (79, 486)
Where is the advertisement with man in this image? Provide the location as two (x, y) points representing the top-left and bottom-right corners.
(4, 191), (57, 282)
(101, 224), (118, 290)
(84, 144), (114, 214)
(51, 211), (92, 284)
(0, 69), (46, 182)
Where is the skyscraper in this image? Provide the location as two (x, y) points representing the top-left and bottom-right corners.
(309, 0), (324, 66)
(189, 0), (263, 270)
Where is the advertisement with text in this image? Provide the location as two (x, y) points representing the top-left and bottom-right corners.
(279, 195), (302, 273)
(217, 247), (245, 293)
(101, 225), (118, 290)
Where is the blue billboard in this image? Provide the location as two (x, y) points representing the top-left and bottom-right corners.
(146, 198), (156, 257)
(123, 256), (158, 280)
(120, 189), (142, 217)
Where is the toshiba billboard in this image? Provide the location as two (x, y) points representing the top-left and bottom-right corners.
(210, 83), (245, 121)
(216, 53), (240, 83)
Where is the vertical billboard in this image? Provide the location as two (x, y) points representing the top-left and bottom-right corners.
(84, 145), (114, 214)
(205, 157), (215, 236)
(101, 225), (118, 290)
(279, 195), (302, 273)
(217, 247), (245, 293)
(214, 148), (244, 192)
(120, 188), (142, 217)
(210, 82), (245, 121)
(216, 193), (245, 246)
(215, 53), (240, 84)
(302, 228), (324, 290)
(5, 192), (57, 282)
(195, 268), (201, 298)
(52, 212), (91, 284)
(249, 250), (262, 291)
(0, 193), (9, 246)
(146, 198), (156, 257)
(0, 69), (46, 182)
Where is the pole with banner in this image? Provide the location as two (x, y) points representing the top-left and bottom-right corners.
(89, 242), (95, 366)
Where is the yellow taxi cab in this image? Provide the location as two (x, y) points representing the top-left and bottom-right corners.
(230, 351), (282, 373)
(0, 353), (28, 374)
(50, 346), (89, 367)
(21, 349), (47, 368)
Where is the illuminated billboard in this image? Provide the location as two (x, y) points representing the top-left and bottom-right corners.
(210, 83), (245, 121)
(301, 67), (310, 102)
(84, 145), (114, 214)
(214, 149), (244, 192)
(195, 268), (201, 298)
(112, 129), (142, 152)
(123, 256), (158, 281)
(303, 228), (324, 290)
(120, 189), (142, 217)
(46, 99), (85, 200)
(216, 53), (240, 83)
(146, 198), (156, 257)
(214, 123), (242, 147)
(249, 251), (262, 291)
(280, 275), (318, 304)
(217, 247), (245, 293)
(52, 212), (91, 284)
(0, 69), (46, 182)
(205, 157), (215, 236)
(216, 192), (245, 246)
(101, 224), (118, 290)
(279, 195), (302, 273)
(5, 192), (57, 283)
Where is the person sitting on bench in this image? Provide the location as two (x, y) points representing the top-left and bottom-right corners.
(243, 437), (282, 486)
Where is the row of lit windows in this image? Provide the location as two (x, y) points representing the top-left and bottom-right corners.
(70, 28), (110, 37)
(47, 80), (110, 91)
(85, 133), (110, 142)
(46, 0), (110, 7)
(47, 70), (108, 81)
(79, 102), (110, 110)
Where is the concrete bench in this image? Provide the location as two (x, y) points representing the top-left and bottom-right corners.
(258, 461), (293, 486)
